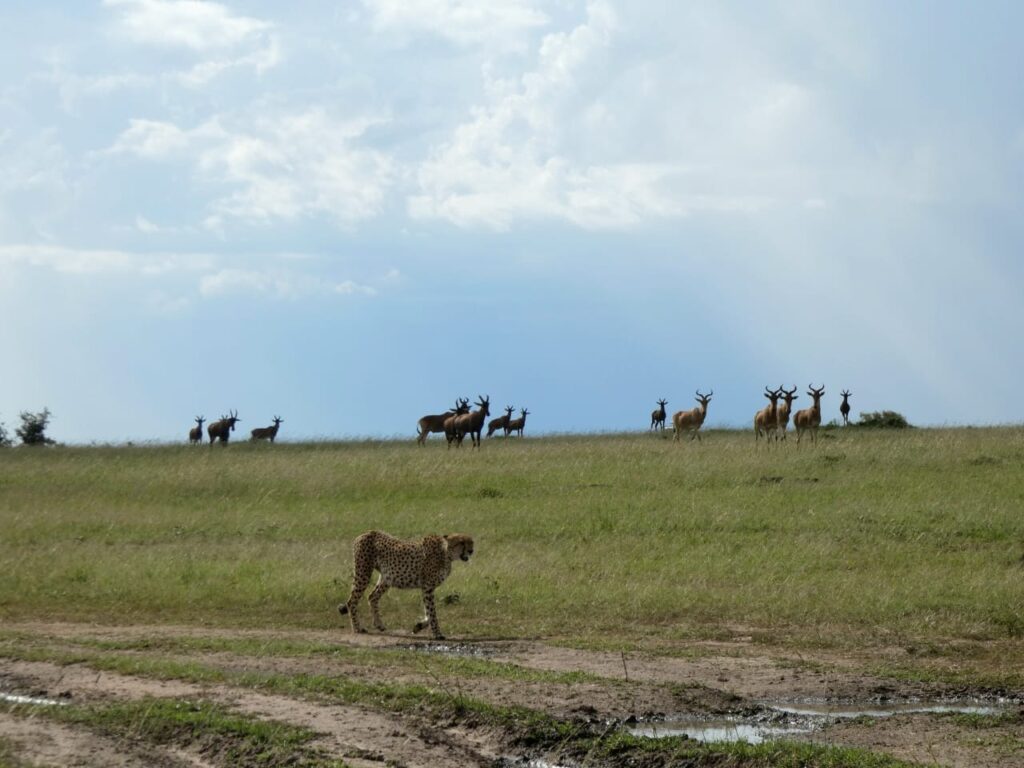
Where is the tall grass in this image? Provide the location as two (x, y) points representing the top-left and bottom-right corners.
(1, 428), (1022, 644)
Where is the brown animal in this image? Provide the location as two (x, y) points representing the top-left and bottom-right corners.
(840, 390), (852, 426)
(451, 395), (490, 448)
(506, 408), (529, 437)
(753, 387), (781, 443)
(188, 416), (205, 445)
(650, 399), (668, 431)
(418, 399), (469, 445)
(775, 386), (799, 441)
(207, 410), (240, 446)
(673, 390), (712, 442)
(338, 530), (474, 640)
(793, 384), (826, 445)
(250, 416), (283, 442)
(487, 405), (515, 437)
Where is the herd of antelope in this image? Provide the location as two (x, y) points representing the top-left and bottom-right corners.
(186, 386), (850, 447)
(650, 386), (852, 445)
(416, 397), (530, 448)
(188, 411), (284, 446)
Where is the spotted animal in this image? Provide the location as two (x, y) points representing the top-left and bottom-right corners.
(338, 530), (474, 640)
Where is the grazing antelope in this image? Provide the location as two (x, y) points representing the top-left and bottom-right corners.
(507, 408), (529, 437)
(775, 386), (799, 441)
(793, 384), (826, 445)
(840, 390), (852, 426)
(251, 416), (283, 443)
(673, 390), (713, 442)
(487, 405), (515, 437)
(754, 387), (782, 443)
(650, 399), (668, 431)
(417, 399), (469, 445)
(188, 416), (205, 445)
(452, 395), (490, 449)
(207, 410), (240, 446)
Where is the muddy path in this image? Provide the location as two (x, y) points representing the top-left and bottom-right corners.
(1, 622), (1021, 767)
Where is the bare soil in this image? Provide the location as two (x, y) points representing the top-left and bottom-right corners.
(1, 622), (1021, 767)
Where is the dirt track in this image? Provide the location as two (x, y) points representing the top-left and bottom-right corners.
(1, 622), (1021, 767)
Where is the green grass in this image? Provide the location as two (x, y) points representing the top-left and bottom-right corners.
(1, 428), (1023, 647)
(0, 696), (347, 768)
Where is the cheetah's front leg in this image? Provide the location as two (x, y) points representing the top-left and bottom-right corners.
(412, 588), (444, 639)
(368, 577), (390, 632)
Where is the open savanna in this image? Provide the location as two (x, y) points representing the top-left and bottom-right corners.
(1, 427), (1023, 649)
(2, 427), (1024, 767)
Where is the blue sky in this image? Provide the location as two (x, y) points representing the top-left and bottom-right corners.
(1, 0), (1022, 443)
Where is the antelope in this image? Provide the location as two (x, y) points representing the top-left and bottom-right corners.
(507, 408), (529, 437)
(487, 405), (515, 437)
(775, 386), (799, 441)
(754, 387), (782, 443)
(650, 399), (668, 431)
(417, 399), (469, 445)
(673, 390), (712, 442)
(207, 410), (240, 446)
(188, 416), (205, 445)
(251, 416), (283, 442)
(793, 384), (826, 445)
(840, 390), (852, 426)
(451, 395), (490, 449)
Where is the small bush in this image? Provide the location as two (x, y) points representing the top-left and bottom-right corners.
(0, 417), (9, 447)
(16, 407), (56, 445)
(857, 410), (911, 429)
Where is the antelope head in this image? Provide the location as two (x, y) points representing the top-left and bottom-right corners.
(272, 416), (283, 426)
(656, 398), (668, 409)
(763, 386), (782, 406)
(227, 409), (240, 430)
(195, 415), (205, 426)
(841, 389), (851, 400)
(504, 405), (515, 418)
(807, 384), (825, 407)
(779, 386), (798, 409)
(695, 390), (713, 411)
(520, 408), (530, 418)
(476, 395), (490, 416)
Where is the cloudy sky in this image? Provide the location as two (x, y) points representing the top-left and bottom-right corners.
(1, 0), (1022, 442)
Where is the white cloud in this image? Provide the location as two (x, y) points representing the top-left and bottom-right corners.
(106, 119), (193, 157)
(364, 0), (547, 49)
(0, 244), (212, 275)
(104, 0), (271, 51)
(198, 268), (376, 299)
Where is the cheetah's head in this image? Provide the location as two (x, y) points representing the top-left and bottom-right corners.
(444, 534), (474, 562)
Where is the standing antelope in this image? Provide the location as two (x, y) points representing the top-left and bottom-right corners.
(793, 384), (826, 445)
(207, 410), (240, 446)
(507, 408), (529, 437)
(673, 390), (713, 442)
(754, 387), (782, 443)
(452, 395), (490, 449)
(650, 399), (668, 431)
(188, 416), (205, 445)
(840, 390), (852, 426)
(418, 399), (469, 445)
(251, 416), (283, 442)
(775, 386), (799, 442)
(487, 406), (515, 437)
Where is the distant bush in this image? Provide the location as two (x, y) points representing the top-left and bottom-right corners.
(0, 418), (9, 446)
(16, 408), (56, 445)
(857, 410), (911, 429)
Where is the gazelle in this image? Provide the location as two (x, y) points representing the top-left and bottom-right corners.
(418, 399), (469, 445)
(673, 390), (712, 442)
(251, 416), (283, 442)
(650, 399), (668, 431)
(754, 387), (782, 443)
(188, 416), (205, 445)
(793, 384), (826, 445)
(451, 395), (490, 449)
(507, 408), (529, 437)
(775, 386), (799, 441)
(840, 390), (852, 426)
(207, 410), (240, 446)
(487, 405), (515, 437)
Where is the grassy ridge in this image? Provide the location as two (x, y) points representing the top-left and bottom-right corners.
(0, 428), (1022, 644)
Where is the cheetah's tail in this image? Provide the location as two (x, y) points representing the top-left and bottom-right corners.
(337, 603), (349, 615)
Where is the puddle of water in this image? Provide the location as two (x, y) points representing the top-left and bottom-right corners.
(772, 701), (1008, 719)
(0, 692), (68, 707)
(495, 759), (572, 768)
(394, 642), (496, 658)
(631, 719), (810, 744)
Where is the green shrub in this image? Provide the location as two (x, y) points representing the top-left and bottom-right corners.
(857, 410), (911, 429)
(16, 408), (55, 445)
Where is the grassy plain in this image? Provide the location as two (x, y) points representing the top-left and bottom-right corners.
(1, 426), (1022, 650)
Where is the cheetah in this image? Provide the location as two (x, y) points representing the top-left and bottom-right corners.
(338, 530), (474, 640)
